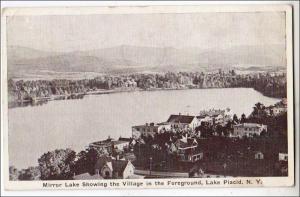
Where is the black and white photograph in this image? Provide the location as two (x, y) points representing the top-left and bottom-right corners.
(1, 3), (297, 192)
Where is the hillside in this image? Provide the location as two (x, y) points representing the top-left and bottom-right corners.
(7, 44), (286, 78)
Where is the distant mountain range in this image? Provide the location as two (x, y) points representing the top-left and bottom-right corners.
(7, 45), (286, 78)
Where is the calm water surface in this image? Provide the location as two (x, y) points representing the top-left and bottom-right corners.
(8, 88), (280, 169)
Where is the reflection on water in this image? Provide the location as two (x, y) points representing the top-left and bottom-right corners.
(8, 100), (48, 108)
(8, 88), (280, 169)
(8, 94), (85, 108)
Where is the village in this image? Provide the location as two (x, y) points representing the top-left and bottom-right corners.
(71, 98), (288, 180)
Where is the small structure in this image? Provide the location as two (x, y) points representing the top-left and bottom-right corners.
(94, 156), (135, 179)
(232, 123), (267, 138)
(279, 153), (288, 162)
(254, 151), (264, 160)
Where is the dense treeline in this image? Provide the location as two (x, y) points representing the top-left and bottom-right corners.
(8, 70), (286, 106)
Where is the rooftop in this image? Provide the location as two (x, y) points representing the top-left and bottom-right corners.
(167, 114), (195, 124)
(199, 109), (225, 117)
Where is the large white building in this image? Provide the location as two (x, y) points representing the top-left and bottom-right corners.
(166, 114), (200, 130)
(132, 122), (171, 139)
(232, 123), (267, 138)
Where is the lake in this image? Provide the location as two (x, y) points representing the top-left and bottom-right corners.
(8, 88), (280, 169)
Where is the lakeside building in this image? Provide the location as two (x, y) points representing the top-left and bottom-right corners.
(264, 98), (287, 116)
(166, 114), (200, 131)
(231, 123), (267, 138)
(132, 122), (171, 139)
(89, 137), (130, 154)
(265, 105), (287, 116)
(175, 135), (203, 162)
(197, 108), (232, 126)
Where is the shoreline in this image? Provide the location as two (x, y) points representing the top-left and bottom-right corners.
(8, 87), (284, 109)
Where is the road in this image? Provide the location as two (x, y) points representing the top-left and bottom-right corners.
(134, 169), (189, 178)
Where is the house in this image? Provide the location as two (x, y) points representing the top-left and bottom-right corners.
(89, 137), (130, 154)
(166, 114), (200, 131)
(232, 123), (267, 138)
(175, 135), (203, 162)
(94, 156), (135, 179)
(112, 140), (130, 152)
(254, 151), (264, 160)
(279, 153), (288, 162)
(265, 105), (287, 116)
(196, 115), (213, 125)
(132, 122), (171, 139)
(197, 109), (230, 125)
(89, 137), (114, 154)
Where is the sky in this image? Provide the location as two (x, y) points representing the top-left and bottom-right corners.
(6, 12), (286, 52)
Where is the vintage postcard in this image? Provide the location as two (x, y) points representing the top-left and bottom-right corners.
(1, 5), (295, 190)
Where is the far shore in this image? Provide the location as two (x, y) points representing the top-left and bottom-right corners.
(8, 86), (283, 109)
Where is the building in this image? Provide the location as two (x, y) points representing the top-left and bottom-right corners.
(265, 99), (287, 116)
(196, 114), (213, 125)
(279, 153), (288, 162)
(197, 108), (231, 126)
(232, 123), (267, 138)
(175, 136), (203, 162)
(112, 140), (130, 152)
(89, 137), (130, 154)
(89, 137), (114, 154)
(265, 105), (287, 116)
(254, 151), (264, 160)
(166, 114), (200, 131)
(132, 122), (171, 139)
(94, 156), (135, 179)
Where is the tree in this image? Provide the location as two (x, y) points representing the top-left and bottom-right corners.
(38, 148), (76, 180)
(233, 114), (239, 124)
(255, 102), (263, 110)
(9, 166), (19, 181)
(19, 166), (41, 180)
(74, 147), (106, 175)
(240, 113), (247, 123)
(260, 129), (267, 137)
